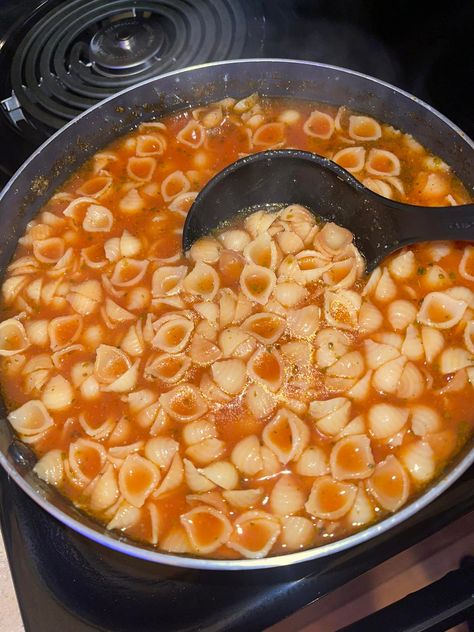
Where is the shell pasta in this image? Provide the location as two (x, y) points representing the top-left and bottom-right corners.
(0, 95), (473, 560)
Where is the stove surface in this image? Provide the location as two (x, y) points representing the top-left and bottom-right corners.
(0, 1), (473, 630)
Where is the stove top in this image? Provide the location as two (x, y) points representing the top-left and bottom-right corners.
(0, 1), (473, 630)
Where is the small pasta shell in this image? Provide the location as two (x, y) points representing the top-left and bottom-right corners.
(294, 446), (329, 477)
(397, 362), (425, 399)
(33, 237), (65, 264)
(0, 318), (30, 356)
(401, 325), (424, 361)
(275, 230), (305, 255)
(183, 261), (220, 300)
(365, 148), (401, 176)
(182, 418), (217, 446)
(168, 191), (198, 216)
(152, 265), (187, 298)
(159, 525), (192, 555)
(120, 322), (145, 357)
(186, 438), (226, 466)
(346, 370), (373, 401)
(119, 188), (144, 214)
(247, 347), (284, 392)
(270, 475), (305, 516)
(374, 268), (397, 303)
(152, 315), (194, 354)
(180, 506), (232, 554)
(218, 229), (251, 252)
(244, 210), (279, 239)
(211, 358), (247, 395)
(274, 282), (308, 307)
(33, 449), (64, 486)
(110, 258), (149, 288)
(77, 175), (112, 198)
(160, 384), (208, 422)
(176, 120), (205, 148)
(439, 347), (474, 374)
(231, 435), (263, 476)
(228, 510), (280, 559)
(82, 204), (113, 232)
(322, 258), (358, 289)
(327, 351), (365, 379)
(69, 439), (106, 485)
(305, 476), (357, 519)
(127, 156), (156, 182)
(252, 122), (286, 148)
(199, 461), (238, 490)
(94, 344), (131, 384)
(387, 299), (417, 331)
(388, 250), (416, 280)
(372, 355), (406, 394)
(281, 516), (315, 550)
(364, 339), (400, 369)
(262, 408), (309, 464)
(348, 115), (382, 141)
(145, 437), (179, 470)
(102, 360), (139, 393)
(223, 488), (263, 509)
(309, 398), (351, 436)
(107, 502), (141, 532)
(411, 405), (441, 436)
(346, 484), (375, 527)
(364, 179), (393, 199)
(189, 236), (221, 264)
(417, 291), (467, 329)
(330, 434), (375, 480)
(368, 403), (408, 439)
(245, 383), (277, 419)
(287, 305), (320, 338)
(199, 373), (232, 404)
(240, 264), (276, 305)
(189, 334), (222, 366)
(243, 233), (277, 269)
(184, 458), (215, 493)
(303, 110), (335, 139)
(399, 440), (435, 484)
(421, 326), (445, 363)
(314, 223), (353, 258)
(242, 312), (285, 344)
(358, 300), (383, 335)
(145, 353), (191, 383)
(42, 375), (74, 411)
(136, 133), (166, 156)
(118, 454), (160, 507)
(324, 289), (361, 330)
(90, 464), (119, 512)
(153, 453), (184, 498)
(333, 146), (366, 173)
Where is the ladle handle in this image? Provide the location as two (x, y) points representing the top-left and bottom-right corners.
(391, 203), (474, 249)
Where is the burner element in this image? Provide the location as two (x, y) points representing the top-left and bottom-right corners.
(2, 0), (264, 134)
(89, 18), (165, 74)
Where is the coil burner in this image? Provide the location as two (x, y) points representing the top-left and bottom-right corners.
(1, 0), (264, 135)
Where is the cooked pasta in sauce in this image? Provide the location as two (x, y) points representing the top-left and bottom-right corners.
(0, 94), (473, 560)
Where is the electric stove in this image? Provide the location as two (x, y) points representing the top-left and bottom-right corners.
(0, 1), (473, 630)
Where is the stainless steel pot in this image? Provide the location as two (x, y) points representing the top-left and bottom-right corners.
(0, 59), (473, 570)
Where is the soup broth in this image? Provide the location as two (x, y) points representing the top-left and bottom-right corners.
(0, 95), (472, 560)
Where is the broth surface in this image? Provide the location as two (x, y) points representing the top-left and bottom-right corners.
(0, 95), (473, 559)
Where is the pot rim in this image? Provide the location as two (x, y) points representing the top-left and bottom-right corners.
(0, 57), (473, 570)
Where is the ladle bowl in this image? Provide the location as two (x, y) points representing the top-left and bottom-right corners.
(183, 149), (474, 270)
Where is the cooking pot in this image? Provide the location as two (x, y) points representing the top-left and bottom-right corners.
(0, 59), (473, 570)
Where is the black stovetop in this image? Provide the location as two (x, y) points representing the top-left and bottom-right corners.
(0, 1), (473, 631)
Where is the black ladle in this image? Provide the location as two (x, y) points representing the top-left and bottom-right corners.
(182, 150), (474, 271)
